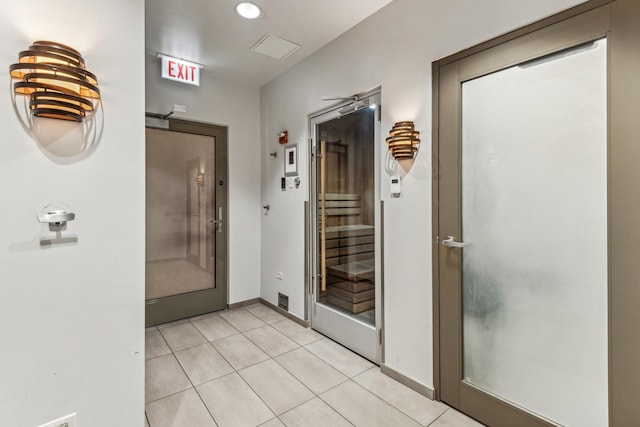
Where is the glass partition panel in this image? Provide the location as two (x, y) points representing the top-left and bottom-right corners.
(145, 128), (215, 300)
(316, 108), (376, 326)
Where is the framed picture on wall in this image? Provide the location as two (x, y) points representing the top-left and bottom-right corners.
(284, 144), (298, 176)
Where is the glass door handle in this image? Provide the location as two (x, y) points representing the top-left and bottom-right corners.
(442, 236), (469, 248)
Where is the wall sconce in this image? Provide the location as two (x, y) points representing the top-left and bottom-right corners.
(386, 121), (420, 160)
(10, 41), (100, 122)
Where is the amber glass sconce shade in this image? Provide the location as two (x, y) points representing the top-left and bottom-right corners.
(10, 41), (100, 122)
(386, 121), (420, 160)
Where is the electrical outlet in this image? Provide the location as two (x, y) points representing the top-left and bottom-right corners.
(276, 271), (284, 280)
(37, 413), (77, 427)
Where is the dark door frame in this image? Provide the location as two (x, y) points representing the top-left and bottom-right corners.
(145, 116), (229, 326)
(432, 0), (640, 425)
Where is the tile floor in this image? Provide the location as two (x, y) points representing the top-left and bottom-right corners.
(145, 303), (485, 427)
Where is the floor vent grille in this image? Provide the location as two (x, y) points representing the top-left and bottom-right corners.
(278, 293), (289, 311)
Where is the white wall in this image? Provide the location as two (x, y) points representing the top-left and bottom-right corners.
(146, 57), (262, 304)
(260, 0), (588, 390)
(0, 1), (145, 426)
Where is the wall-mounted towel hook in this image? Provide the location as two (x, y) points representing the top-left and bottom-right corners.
(38, 203), (75, 232)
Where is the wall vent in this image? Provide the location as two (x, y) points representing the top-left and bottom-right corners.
(278, 293), (289, 311)
(250, 34), (300, 60)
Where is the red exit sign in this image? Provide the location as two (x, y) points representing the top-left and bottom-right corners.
(159, 54), (201, 86)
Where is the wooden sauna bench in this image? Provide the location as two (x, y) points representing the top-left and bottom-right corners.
(323, 222), (375, 314)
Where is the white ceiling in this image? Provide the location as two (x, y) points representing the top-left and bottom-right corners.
(145, 0), (395, 87)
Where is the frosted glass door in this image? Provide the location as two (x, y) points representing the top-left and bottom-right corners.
(461, 39), (607, 426)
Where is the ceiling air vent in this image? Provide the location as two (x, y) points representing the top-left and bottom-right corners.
(251, 34), (300, 60)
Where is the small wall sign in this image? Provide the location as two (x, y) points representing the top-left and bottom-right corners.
(284, 144), (298, 176)
(159, 54), (201, 86)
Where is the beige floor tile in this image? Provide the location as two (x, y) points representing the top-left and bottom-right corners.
(145, 354), (192, 403)
(197, 373), (274, 427)
(192, 315), (239, 342)
(320, 380), (422, 427)
(275, 347), (347, 394)
(219, 309), (267, 331)
(353, 367), (447, 425)
(430, 409), (486, 427)
(212, 333), (270, 370)
(280, 397), (352, 427)
(175, 343), (234, 385)
(245, 303), (286, 324)
(145, 388), (217, 427)
(146, 328), (171, 360)
(160, 322), (207, 351)
(239, 359), (314, 415)
(244, 325), (299, 357)
(259, 418), (285, 427)
(305, 338), (373, 377)
(271, 319), (323, 346)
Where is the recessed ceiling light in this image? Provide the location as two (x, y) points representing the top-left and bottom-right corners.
(236, 2), (261, 19)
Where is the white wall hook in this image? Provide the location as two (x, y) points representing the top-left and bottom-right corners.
(38, 203), (76, 231)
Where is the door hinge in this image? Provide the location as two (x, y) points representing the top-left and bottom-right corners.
(436, 235), (439, 244)
(378, 103), (382, 122)
(379, 328), (383, 344)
